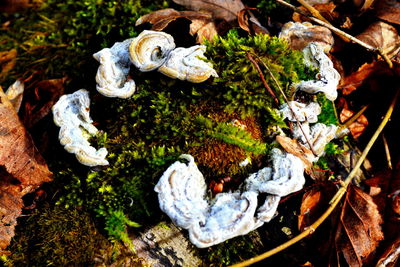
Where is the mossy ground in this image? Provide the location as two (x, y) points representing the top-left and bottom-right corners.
(1, 1), (339, 265)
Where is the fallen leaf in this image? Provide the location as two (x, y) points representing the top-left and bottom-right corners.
(237, 8), (269, 35)
(293, 2), (339, 23)
(0, 49), (17, 82)
(332, 184), (384, 267)
(389, 161), (400, 216)
(339, 105), (368, 139)
(339, 61), (393, 95)
(356, 21), (400, 59)
(357, 0), (377, 11)
(276, 135), (314, 171)
(376, 237), (400, 267)
(0, 86), (52, 250)
(21, 77), (67, 128)
(375, 0), (400, 25)
(136, 8), (218, 43)
(173, 0), (245, 22)
(298, 186), (332, 232)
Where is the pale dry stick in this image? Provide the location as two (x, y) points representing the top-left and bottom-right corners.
(230, 88), (399, 267)
(296, 0), (330, 24)
(275, 0), (393, 68)
(382, 134), (392, 169)
(253, 53), (318, 156)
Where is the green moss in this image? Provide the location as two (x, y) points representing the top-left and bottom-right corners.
(205, 30), (315, 117)
(2, 4), (320, 263)
(202, 231), (263, 266)
(317, 93), (339, 125)
(5, 205), (112, 267)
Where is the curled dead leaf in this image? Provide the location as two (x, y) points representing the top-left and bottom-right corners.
(173, 0), (245, 22)
(356, 21), (400, 59)
(136, 8), (218, 43)
(237, 8), (269, 35)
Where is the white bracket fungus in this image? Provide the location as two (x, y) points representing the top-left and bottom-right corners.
(129, 30), (176, 72)
(93, 39), (136, 98)
(93, 30), (218, 97)
(154, 154), (208, 229)
(293, 122), (338, 157)
(158, 45), (218, 83)
(297, 42), (341, 101)
(52, 89), (109, 167)
(280, 101), (321, 123)
(279, 21), (334, 52)
(155, 149), (306, 248)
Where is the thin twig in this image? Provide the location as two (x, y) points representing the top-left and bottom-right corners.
(296, 0), (330, 24)
(246, 52), (279, 105)
(382, 134), (392, 170)
(275, 0), (393, 68)
(253, 53), (318, 156)
(230, 88), (399, 267)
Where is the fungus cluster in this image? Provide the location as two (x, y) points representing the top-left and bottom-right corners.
(93, 30), (218, 99)
(52, 22), (342, 248)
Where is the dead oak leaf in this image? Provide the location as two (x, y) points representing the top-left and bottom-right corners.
(173, 0), (245, 22)
(237, 8), (269, 35)
(339, 61), (393, 95)
(0, 86), (52, 250)
(333, 184), (384, 267)
(356, 21), (400, 59)
(136, 8), (218, 43)
(339, 106), (368, 139)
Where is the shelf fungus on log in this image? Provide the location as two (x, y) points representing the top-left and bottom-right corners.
(158, 45), (218, 83)
(52, 89), (109, 167)
(280, 101), (321, 123)
(297, 42), (340, 101)
(279, 21), (334, 53)
(155, 149), (306, 248)
(129, 30), (176, 72)
(293, 122), (338, 157)
(93, 39), (136, 98)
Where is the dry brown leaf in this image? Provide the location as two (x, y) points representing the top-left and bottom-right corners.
(356, 21), (400, 59)
(339, 106), (368, 139)
(375, 0), (400, 25)
(332, 184), (384, 267)
(0, 0), (31, 13)
(339, 61), (393, 95)
(376, 237), (400, 267)
(136, 8), (218, 43)
(173, 0), (245, 22)
(0, 86), (52, 250)
(292, 3), (339, 23)
(276, 135), (314, 171)
(22, 77), (67, 128)
(298, 187), (321, 231)
(237, 8), (269, 35)
(0, 49), (17, 82)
